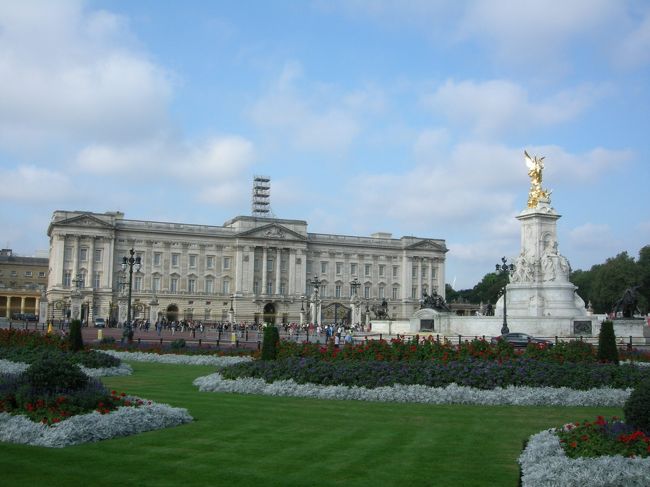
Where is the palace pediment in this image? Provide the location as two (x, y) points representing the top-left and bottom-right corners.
(52, 213), (114, 230)
(405, 239), (448, 253)
(236, 223), (307, 241)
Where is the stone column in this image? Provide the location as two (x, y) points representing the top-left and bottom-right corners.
(88, 238), (95, 289)
(235, 246), (244, 293)
(417, 258), (423, 299)
(288, 248), (296, 295)
(247, 246), (255, 293)
(427, 258), (433, 294)
(275, 248), (281, 295)
(72, 235), (80, 282)
(261, 247), (268, 295)
(401, 254), (411, 300)
(20, 297), (26, 314)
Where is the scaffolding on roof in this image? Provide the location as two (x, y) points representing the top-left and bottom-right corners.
(252, 175), (272, 217)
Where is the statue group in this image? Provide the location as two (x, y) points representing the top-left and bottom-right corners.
(420, 291), (450, 312)
(525, 150), (551, 208)
(613, 286), (641, 318)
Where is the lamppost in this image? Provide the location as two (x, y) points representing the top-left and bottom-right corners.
(495, 256), (515, 335)
(121, 248), (141, 334)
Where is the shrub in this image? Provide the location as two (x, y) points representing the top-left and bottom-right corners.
(22, 351), (89, 392)
(76, 350), (120, 368)
(623, 379), (650, 433)
(170, 339), (187, 351)
(68, 319), (84, 352)
(99, 336), (116, 345)
(261, 325), (280, 360)
(597, 320), (619, 364)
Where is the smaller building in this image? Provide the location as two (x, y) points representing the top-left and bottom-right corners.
(0, 249), (48, 319)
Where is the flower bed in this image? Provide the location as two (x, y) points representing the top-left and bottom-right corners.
(193, 372), (630, 407)
(0, 358), (132, 378)
(275, 337), (599, 363)
(218, 357), (650, 390)
(100, 350), (252, 367)
(519, 429), (650, 486)
(0, 399), (192, 448)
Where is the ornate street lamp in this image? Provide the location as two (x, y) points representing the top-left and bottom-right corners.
(121, 248), (141, 330)
(300, 295), (305, 312)
(495, 256), (515, 335)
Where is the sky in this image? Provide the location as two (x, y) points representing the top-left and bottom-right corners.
(1, 0), (649, 290)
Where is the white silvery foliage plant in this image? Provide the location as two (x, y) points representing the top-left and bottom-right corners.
(0, 399), (193, 448)
(100, 350), (252, 367)
(0, 358), (132, 378)
(519, 429), (650, 486)
(0, 359), (29, 375)
(192, 373), (631, 407)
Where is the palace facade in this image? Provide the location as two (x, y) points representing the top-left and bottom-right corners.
(46, 210), (447, 325)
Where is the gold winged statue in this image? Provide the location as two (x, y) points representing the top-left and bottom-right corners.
(524, 150), (551, 208)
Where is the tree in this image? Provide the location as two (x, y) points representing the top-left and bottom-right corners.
(589, 252), (638, 313)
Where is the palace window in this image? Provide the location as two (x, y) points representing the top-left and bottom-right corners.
(253, 280), (260, 294)
(306, 261), (312, 273)
(321, 261), (328, 274)
(170, 278), (178, 292)
(206, 255), (215, 269)
(205, 278), (213, 294)
(364, 285), (370, 299)
(392, 286), (399, 299)
(94, 249), (102, 263)
(222, 279), (230, 294)
(79, 248), (88, 262)
(412, 286), (417, 299)
(266, 258), (273, 272)
(379, 265), (385, 277)
(422, 266), (428, 278)
(188, 278), (196, 293)
(189, 254), (197, 269)
(280, 282), (286, 295)
(223, 257), (231, 270)
(93, 272), (100, 289)
(64, 246), (72, 262)
(350, 263), (357, 275)
(266, 281), (273, 295)
(134, 276), (142, 291)
(393, 265), (399, 278)
(171, 253), (180, 267)
(336, 262), (342, 275)
(24, 271), (32, 277)
(63, 272), (71, 287)
(153, 252), (162, 266)
(335, 285), (341, 298)
(365, 264), (371, 276)
(153, 277), (161, 292)
(379, 286), (385, 299)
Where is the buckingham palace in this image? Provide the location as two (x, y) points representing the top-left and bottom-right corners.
(45, 210), (447, 325)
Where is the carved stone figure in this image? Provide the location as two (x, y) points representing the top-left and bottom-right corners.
(511, 254), (534, 283)
(525, 151), (551, 208)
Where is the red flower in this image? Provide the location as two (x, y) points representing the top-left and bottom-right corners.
(569, 442), (577, 448)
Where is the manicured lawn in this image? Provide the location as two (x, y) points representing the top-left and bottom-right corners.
(0, 362), (622, 486)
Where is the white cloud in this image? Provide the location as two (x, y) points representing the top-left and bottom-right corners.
(458, 0), (622, 67)
(0, 1), (172, 149)
(616, 10), (650, 68)
(249, 62), (385, 152)
(423, 79), (602, 137)
(0, 166), (73, 203)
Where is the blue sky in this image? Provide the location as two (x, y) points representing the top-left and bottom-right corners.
(1, 0), (648, 289)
